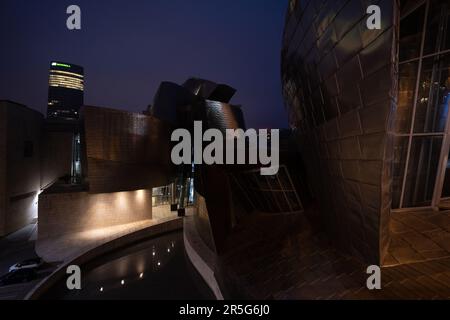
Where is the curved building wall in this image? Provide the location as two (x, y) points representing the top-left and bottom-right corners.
(203, 100), (246, 132)
(151, 82), (196, 125)
(82, 106), (173, 193)
(281, 0), (399, 263)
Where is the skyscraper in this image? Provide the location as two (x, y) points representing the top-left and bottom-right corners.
(47, 61), (84, 119)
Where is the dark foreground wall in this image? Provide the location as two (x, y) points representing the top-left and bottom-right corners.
(281, 0), (399, 264)
(0, 101), (43, 236)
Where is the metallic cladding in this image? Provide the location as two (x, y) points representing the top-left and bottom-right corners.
(281, 0), (399, 264)
(82, 105), (174, 193)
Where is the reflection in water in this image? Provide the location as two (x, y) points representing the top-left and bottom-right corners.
(41, 231), (214, 300)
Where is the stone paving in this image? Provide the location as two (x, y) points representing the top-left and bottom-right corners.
(385, 209), (450, 266)
(216, 212), (450, 300)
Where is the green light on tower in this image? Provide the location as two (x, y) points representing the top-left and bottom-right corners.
(51, 62), (71, 68)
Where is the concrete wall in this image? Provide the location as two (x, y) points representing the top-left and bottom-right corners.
(281, 0), (398, 264)
(0, 101), (43, 236)
(38, 189), (152, 239)
(6, 194), (39, 235)
(40, 131), (73, 189)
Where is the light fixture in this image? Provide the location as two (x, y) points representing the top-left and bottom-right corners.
(100, 287), (103, 292)
(157, 262), (161, 266)
(139, 273), (144, 279)
(121, 280), (125, 285)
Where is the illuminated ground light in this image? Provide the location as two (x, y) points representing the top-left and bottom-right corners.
(139, 273), (144, 279)
(99, 287), (104, 292)
(157, 261), (161, 266)
(121, 280), (125, 285)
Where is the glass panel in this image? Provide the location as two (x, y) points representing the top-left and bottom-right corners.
(258, 191), (273, 213)
(400, 0), (425, 16)
(423, 0), (450, 55)
(399, 4), (426, 62)
(256, 174), (269, 190)
(441, 147), (450, 198)
(392, 137), (409, 208)
(396, 61), (419, 133)
(277, 166), (291, 189)
(274, 192), (290, 212)
(403, 136), (442, 207)
(246, 173), (259, 189)
(413, 53), (450, 133)
(267, 175), (281, 190)
(152, 185), (170, 207)
(286, 192), (302, 211)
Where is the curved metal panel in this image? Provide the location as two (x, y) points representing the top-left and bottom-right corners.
(82, 106), (174, 193)
(281, 0), (399, 264)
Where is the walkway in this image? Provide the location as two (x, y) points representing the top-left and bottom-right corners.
(216, 212), (450, 299)
(36, 205), (178, 263)
(385, 209), (450, 266)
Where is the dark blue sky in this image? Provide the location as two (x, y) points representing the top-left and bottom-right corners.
(0, 0), (288, 128)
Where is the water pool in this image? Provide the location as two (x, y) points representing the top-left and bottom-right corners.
(41, 231), (215, 300)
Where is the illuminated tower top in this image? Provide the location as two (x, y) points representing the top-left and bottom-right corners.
(47, 61), (84, 120)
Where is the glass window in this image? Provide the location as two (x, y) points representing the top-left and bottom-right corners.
(392, 137), (409, 208)
(413, 53), (450, 133)
(267, 175), (281, 190)
(396, 62), (419, 133)
(400, 0), (426, 15)
(423, 0), (450, 55)
(393, 1), (450, 209)
(274, 192), (290, 212)
(399, 4), (426, 62)
(286, 192), (302, 211)
(402, 136), (442, 207)
(441, 147), (450, 198)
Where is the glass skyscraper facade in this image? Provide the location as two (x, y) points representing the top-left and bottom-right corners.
(47, 61), (84, 119)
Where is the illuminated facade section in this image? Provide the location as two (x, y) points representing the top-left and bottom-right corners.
(47, 61), (84, 119)
(49, 73), (84, 91)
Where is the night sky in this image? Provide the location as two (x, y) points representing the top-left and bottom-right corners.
(0, 0), (288, 129)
